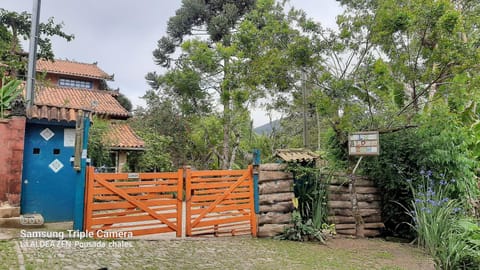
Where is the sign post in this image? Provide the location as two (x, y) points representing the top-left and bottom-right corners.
(347, 131), (380, 236)
(348, 131), (380, 157)
(348, 131), (380, 174)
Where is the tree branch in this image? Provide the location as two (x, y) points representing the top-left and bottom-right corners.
(379, 125), (418, 134)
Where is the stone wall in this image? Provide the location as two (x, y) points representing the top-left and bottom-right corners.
(0, 116), (26, 206)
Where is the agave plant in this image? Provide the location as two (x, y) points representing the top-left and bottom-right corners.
(0, 77), (22, 118)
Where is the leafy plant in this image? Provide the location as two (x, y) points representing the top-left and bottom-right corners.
(287, 162), (330, 229)
(0, 77), (22, 118)
(457, 219), (480, 268)
(405, 171), (480, 269)
(277, 211), (325, 243)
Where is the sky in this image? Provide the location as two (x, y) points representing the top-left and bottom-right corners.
(1, 0), (343, 127)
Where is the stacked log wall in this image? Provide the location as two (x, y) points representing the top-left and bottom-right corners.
(327, 174), (384, 237)
(257, 163), (294, 237)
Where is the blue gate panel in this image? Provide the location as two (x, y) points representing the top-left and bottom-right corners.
(21, 122), (78, 222)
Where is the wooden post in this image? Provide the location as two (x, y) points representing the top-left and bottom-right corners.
(176, 169), (183, 238)
(248, 165), (257, 237)
(253, 149), (260, 214)
(351, 156), (363, 237)
(83, 166), (95, 231)
(185, 167), (192, 236)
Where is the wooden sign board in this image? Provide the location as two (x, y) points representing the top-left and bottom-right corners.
(348, 131), (380, 156)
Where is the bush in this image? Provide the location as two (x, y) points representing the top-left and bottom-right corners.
(362, 105), (479, 238)
(406, 172), (480, 269)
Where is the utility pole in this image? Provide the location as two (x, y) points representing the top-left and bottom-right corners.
(26, 0), (41, 109)
(302, 71), (308, 148)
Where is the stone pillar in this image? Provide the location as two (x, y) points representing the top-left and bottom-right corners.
(0, 116), (26, 206)
(118, 151), (127, 172)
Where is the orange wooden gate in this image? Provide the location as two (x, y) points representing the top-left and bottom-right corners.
(84, 166), (257, 237)
(186, 165), (257, 237)
(84, 167), (183, 237)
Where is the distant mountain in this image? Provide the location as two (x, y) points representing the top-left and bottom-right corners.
(254, 119), (281, 135)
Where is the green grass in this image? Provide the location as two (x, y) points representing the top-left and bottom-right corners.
(374, 251), (395, 260)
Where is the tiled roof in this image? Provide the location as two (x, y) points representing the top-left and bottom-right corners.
(105, 123), (144, 150)
(34, 87), (129, 119)
(275, 148), (319, 162)
(27, 105), (81, 123)
(36, 59), (113, 80)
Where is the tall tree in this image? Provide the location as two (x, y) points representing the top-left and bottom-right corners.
(131, 90), (190, 168)
(149, 0), (259, 169)
(148, 0), (320, 168)
(0, 8), (74, 78)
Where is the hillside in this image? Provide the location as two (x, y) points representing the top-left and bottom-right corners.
(253, 119), (280, 135)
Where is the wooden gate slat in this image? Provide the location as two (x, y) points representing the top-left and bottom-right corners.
(187, 165), (256, 237)
(84, 167), (183, 237)
(86, 166), (255, 238)
(190, 172), (249, 228)
(94, 178), (178, 231)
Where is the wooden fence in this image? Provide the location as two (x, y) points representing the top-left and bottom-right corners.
(257, 163), (294, 237)
(327, 174), (384, 237)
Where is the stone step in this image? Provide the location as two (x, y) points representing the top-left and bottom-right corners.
(0, 206), (20, 218)
(0, 214), (44, 228)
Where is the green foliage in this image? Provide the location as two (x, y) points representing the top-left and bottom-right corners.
(114, 93), (132, 112)
(363, 104), (479, 238)
(0, 77), (22, 118)
(307, 0), (480, 242)
(405, 173), (480, 269)
(457, 219), (480, 267)
(0, 8), (74, 76)
(153, 0), (255, 68)
(277, 211), (325, 243)
(287, 163), (329, 230)
(87, 118), (112, 168)
(188, 116), (223, 169)
(130, 92), (187, 168)
(147, 0), (307, 169)
(133, 130), (173, 172)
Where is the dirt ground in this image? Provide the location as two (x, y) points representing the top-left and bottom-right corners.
(325, 237), (434, 270)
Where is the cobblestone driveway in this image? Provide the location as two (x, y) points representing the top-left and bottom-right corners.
(0, 235), (434, 270)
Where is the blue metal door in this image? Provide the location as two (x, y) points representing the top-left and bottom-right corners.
(21, 122), (78, 222)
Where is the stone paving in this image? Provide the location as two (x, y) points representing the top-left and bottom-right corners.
(0, 226), (434, 270)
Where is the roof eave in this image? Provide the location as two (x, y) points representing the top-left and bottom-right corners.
(37, 70), (113, 81)
(109, 147), (145, 151)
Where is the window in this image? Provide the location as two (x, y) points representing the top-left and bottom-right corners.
(58, 78), (93, 89)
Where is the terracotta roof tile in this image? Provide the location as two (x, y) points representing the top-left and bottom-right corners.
(27, 105), (82, 122)
(36, 59), (113, 80)
(34, 87), (129, 119)
(105, 123), (144, 150)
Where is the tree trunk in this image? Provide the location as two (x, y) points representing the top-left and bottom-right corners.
(221, 57), (231, 170)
